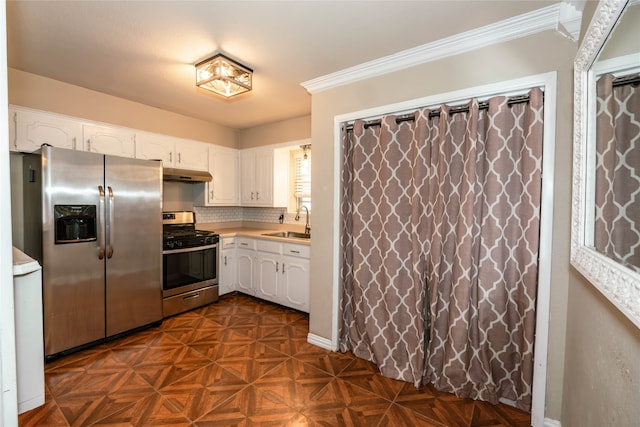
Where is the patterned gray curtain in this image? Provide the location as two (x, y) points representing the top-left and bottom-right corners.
(594, 74), (640, 271)
(340, 112), (430, 387)
(340, 88), (544, 412)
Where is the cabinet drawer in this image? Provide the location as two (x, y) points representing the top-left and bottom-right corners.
(221, 237), (236, 249)
(256, 239), (282, 254)
(236, 237), (255, 250)
(283, 244), (310, 258)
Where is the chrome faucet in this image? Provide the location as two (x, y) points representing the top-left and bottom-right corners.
(295, 205), (311, 235)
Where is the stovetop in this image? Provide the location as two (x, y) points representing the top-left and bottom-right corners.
(162, 211), (219, 250)
(163, 227), (216, 239)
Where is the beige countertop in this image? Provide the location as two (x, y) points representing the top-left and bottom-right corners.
(197, 222), (311, 245)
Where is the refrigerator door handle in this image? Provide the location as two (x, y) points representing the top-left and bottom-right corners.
(98, 186), (106, 260)
(107, 186), (114, 259)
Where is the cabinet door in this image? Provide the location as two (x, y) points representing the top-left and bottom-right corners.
(11, 109), (82, 152)
(83, 124), (135, 158)
(236, 249), (255, 295)
(282, 256), (310, 312)
(219, 248), (237, 296)
(176, 139), (208, 171)
(255, 252), (280, 303)
(208, 147), (239, 205)
(136, 132), (175, 166)
(240, 150), (257, 204)
(254, 149), (274, 205)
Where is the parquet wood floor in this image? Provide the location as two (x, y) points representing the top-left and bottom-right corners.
(19, 293), (532, 426)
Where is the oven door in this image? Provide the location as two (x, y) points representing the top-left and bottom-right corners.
(162, 244), (218, 297)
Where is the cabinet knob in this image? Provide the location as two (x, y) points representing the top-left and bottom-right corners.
(276, 262), (279, 272)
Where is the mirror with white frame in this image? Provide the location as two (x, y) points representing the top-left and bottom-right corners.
(572, 0), (640, 328)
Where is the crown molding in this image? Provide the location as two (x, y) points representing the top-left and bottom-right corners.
(301, 3), (564, 94)
(556, 1), (586, 41)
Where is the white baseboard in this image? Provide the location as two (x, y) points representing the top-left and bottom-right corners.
(544, 418), (561, 427)
(307, 333), (333, 350)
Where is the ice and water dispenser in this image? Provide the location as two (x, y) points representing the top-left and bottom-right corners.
(53, 205), (97, 244)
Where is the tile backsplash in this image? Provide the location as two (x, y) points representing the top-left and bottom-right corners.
(194, 206), (304, 225)
(164, 182), (305, 225)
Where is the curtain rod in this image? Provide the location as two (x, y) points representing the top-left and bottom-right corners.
(612, 74), (640, 88)
(344, 94), (533, 131)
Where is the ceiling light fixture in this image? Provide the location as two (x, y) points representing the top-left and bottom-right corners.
(195, 53), (253, 98)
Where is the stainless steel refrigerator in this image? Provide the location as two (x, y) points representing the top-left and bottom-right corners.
(23, 146), (163, 359)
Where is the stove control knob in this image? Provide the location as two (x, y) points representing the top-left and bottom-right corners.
(166, 241), (174, 249)
(205, 236), (213, 245)
(176, 241), (183, 248)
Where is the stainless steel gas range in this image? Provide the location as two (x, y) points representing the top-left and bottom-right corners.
(162, 211), (219, 317)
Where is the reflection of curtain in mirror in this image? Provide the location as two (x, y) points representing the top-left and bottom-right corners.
(595, 74), (640, 272)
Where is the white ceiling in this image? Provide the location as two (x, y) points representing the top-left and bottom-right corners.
(6, 1), (557, 130)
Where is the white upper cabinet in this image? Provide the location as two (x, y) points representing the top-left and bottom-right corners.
(135, 131), (174, 165)
(83, 124), (136, 158)
(174, 138), (208, 171)
(9, 108), (82, 152)
(240, 149), (258, 204)
(240, 147), (289, 207)
(8, 106), (224, 177)
(194, 145), (239, 206)
(136, 133), (209, 171)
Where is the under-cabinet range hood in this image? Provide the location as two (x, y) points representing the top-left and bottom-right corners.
(163, 167), (212, 183)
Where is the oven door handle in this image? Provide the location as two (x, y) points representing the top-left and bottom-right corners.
(163, 244), (218, 255)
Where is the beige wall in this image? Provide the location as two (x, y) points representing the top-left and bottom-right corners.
(562, 272), (640, 426)
(8, 68), (238, 148)
(309, 30), (577, 421)
(238, 114), (311, 149)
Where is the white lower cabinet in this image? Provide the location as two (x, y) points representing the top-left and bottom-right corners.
(255, 239), (283, 304)
(255, 239), (310, 312)
(281, 245), (310, 312)
(224, 236), (310, 312)
(236, 238), (256, 295)
(219, 237), (237, 296)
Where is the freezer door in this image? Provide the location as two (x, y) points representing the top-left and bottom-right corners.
(105, 155), (163, 336)
(39, 146), (106, 356)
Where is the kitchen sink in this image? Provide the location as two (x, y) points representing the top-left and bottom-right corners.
(262, 231), (311, 239)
